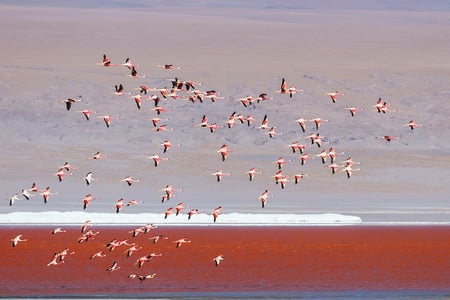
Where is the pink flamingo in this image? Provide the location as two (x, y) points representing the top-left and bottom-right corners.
(59, 97), (82, 111)
(120, 176), (140, 186)
(98, 115), (120, 128)
(402, 120), (423, 130)
(149, 117), (169, 127)
(246, 167), (262, 181)
(345, 107), (364, 117)
(293, 117), (309, 133)
(218, 144), (235, 161)
(82, 172), (97, 186)
(52, 168), (73, 182)
(106, 261), (121, 272)
(161, 185), (182, 200)
(114, 84), (131, 96)
(325, 163), (342, 174)
(342, 166), (360, 179)
(328, 148), (345, 163)
(274, 157), (291, 170)
(175, 202), (186, 216)
(155, 64), (181, 70)
(341, 157), (361, 167)
(272, 170), (283, 185)
(116, 198), (124, 213)
(188, 209), (200, 220)
(52, 227), (66, 234)
(212, 207), (222, 222)
(161, 140), (181, 153)
(122, 57), (139, 69)
(257, 114), (270, 130)
(324, 91), (345, 103)
(76, 109), (97, 121)
(128, 66), (146, 78)
(244, 115), (260, 127)
(151, 105), (171, 115)
(41, 187), (58, 204)
(266, 126), (283, 138)
(300, 153), (315, 165)
(11, 234), (27, 247)
(316, 150), (329, 164)
(213, 255), (224, 266)
(208, 123), (223, 133)
(211, 170), (231, 182)
(90, 250), (107, 260)
(258, 190), (273, 208)
(257, 93), (272, 102)
(154, 124), (174, 132)
(164, 207), (175, 219)
(376, 135), (400, 142)
(292, 173), (309, 184)
(174, 238), (191, 248)
(274, 78), (288, 94)
(310, 118), (329, 130)
(96, 54), (121, 67)
(146, 154), (169, 167)
(82, 194), (98, 210)
(287, 85), (303, 98)
(149, 235), (168, 244)
(81, 220), (92, 233)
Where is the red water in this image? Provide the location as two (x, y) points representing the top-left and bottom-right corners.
(1, 226), (449, 296)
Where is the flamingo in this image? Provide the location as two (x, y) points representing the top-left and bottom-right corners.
(293, 117), (309, 133)
(120, 176), (140, 186)
(278, 176), (292, 189)
(149, 235), (168, 244)
(212, 206), (222, 222)
(174, 238), (191, 248)
(41, 187), (58, 204)
(344, 107), (364, 117)
(325, 163), (342, 174)
(106, 261), (120, 272)
(218, 144), (235, 161)
(211, 170), (230, 182)
(187, 209), (200, 220)
(380, 102), (396, 113)
(90, 250), (107, 260)
(292, 173), (309, 184)
(235, 95), (257, 107)
(52, 168), (73, 182)
(116, 198), (124, 213)
(154, 124), (174, 132)
(89, 151), (107, 160)
(98, 115), (120, 128)
(196, 115), (209, 128)
(82, 172), (97, 186)
(146, 154), (169, 167)
(287, 141), (307, 154)
(161, 140), (181, 153)
(20, 189), (34, 201)
(130, 94), (149, 110)
(324, 91), (345, 103)
(160, 185), (182, 200)
(96, 54), (120, 67)
(52, 227), (66, 234)
(11, 234), (27, 247)
(81, 220), (92, 233)
(258, 190), (273, 208)
(316, 150), (329, 164)
(287, 85), (303, 98)
(374, 98), (384, 113)
(272, 170), (283, 185)
(114, 84), (131, 96)
(328, 148), (345, 164)
(76, 109), (97, 121)
(155, 64), (181, 70)
(213, 255), (224, 266)
(130, 226), (145, 237)
(151, 105), (171, 115)
(164, 207), (175, 219)
(122, 57), (139, 69)
(149, 117), (169, 127)
(257, 93), (272, 102)
(225, 112), (238, 128)
(300, 153), (315, 166)
(402, 120), (423, 130)
(175, 203), (186, 216)
(341, 157), (361, 167)
(310, 118), (329, 130)
(129, 273), (157, 281)
(208, 123), (223, 133)
(46, 255), (65, 267)
(59, 162), (79, 171)
(59, 97), (82, 111)
(78, 230), (99, 243)
(126, 199), (142, 206)
(266, 126), (282, 138)
(204, 94), (224, 102)
(125, 245), (142, 257)
(82, 194), (98, 210)
(342, 166), (360, 179)
(30, 182), (43, 193)
(8, 194), (21, 206)
(138, 85), (156, 95)
(246, 167), (262, 182)
(274, 157), (291, 170)
(244, 115), (260, 127)
(274, 78), (287, 94)
(257, 114), (270, 130)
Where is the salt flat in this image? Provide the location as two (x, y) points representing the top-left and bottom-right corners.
(1, 1), (449, 222)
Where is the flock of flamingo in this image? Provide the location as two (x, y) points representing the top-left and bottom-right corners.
(6, 53), (422, 281)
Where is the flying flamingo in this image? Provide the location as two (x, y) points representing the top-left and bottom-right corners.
(106, 261), (120, 272)
(114, 84), (131, 96)
(146, 154), (169, 167)
(52, 168), (73, 182)
(149, 117), (169, 127)
(195, 115), (209, 128)
(155, 64), (181, 70)
(402, 120), (423, 130)
(292, 173), (309, 184)
(328, 148), (345, 163)
(300, 153), (315, 166)
(316, 150), (329, 164)
(90, 250), (107, 260)
(342, 166), (361, 179)
(164, 207), (175, 219)
(208, 123), (223, 133)
(130, 94), (149, 110)
(341, 157), (361, 167)
(274, 78), (287, 94)
(81, 220), (92, 233)
(116, 198), (124, 213)
(46, 255), (65, 267)
(380, 102), (396, 113)
(89, 151), (107, 160)
(124, 245), (142, 257)
(149, 235), (168, 244)
(76, 109), (97, 120)
(374, 98), (384, 113)
(345, 107), (364, 117)
(310, 118), (329, 130)
(129, 273), (157, 281)
(30, 182), (43, 193)
(98, 115), (120, 128)
(203, 94), (224, 102)
(325, 163), (342, 174)
(287, 85), (303, 98)
(324, 91), (345, 103)
(212, 206), (222, 222)
(175, 202), (186, 216)
(151, 105), (171, 115)
(266, 126), (282, 138)
(272, 170), (283, 185)
(122, 57), (139, 69)
(218, 144), (235, 161)
(126, 199), (142, 206)
(52, 227), (66, 234)
(161, 185), (182, 200)
(21, 189), (34, 200)
(161, 140), (181, 153)
(225, 112), (238, 128)
(257, 93), (272, 102)
(188, 209), (200, 220)
(11, 234), (27, 247)
(213, 255), (224, 266)
(278, 176), (292, 189)
(59, 162), (79, 171)
(174, 238), (191, 248)
(211, 170), (231, 182)
(82, 172), (97, 186)
(274, 157), (291, 170)
(257, 114), (270, 130)
(8, 194), (20, 206)
(154, 124), (174, 132)
(59, 97), (82, 111)
(96, 54), (120, 67)
(246, 167), (262, 181)
(244, 115), (260, 127)
(82, 194), (98, 210)
(120, 176), (140, 186)
(41, 187), (58, 204)
(287, 142), (307, 154)
(293, 117), (309, 133)
(235, 95), (257, 107)
(258, 190), (273, 208)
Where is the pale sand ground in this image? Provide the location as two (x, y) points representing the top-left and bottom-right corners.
(1, 2), (449, 222)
